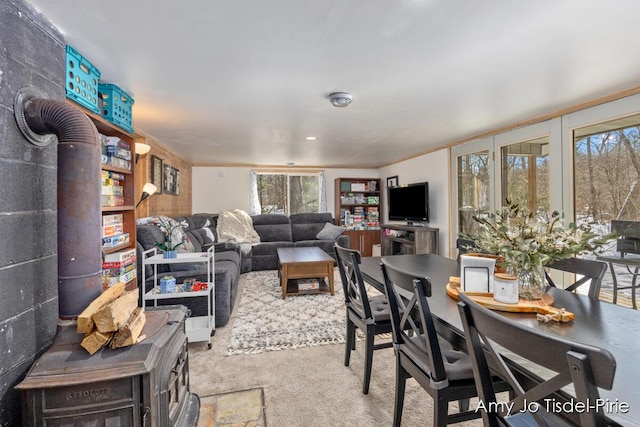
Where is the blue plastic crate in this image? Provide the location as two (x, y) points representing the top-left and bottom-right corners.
(65, 45), (101, 114)
(98, 83), (134, 133)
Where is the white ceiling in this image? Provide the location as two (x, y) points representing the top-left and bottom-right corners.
(26, 0), (640, 168)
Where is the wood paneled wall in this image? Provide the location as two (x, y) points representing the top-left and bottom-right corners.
(135, 134), (192, 219)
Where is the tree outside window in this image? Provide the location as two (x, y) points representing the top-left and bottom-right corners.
(257, 173), (319, 214)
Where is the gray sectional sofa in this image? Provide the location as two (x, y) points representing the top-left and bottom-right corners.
(136, 212), (349, 327)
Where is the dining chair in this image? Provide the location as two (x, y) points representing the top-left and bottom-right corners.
(334, 244), (393, 395)
(544, 257), (607, 299)
(456, 237), (479, 261)
(380, 259), (509, 427)
(458, 292), (617, 427)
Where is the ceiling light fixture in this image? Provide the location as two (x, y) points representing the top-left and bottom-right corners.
(328, 92), (353, 107)
(305, 136), (317, 141)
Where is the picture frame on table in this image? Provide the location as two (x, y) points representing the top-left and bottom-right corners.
(151, 155), (163, 194)
(386, 175), (399, 187)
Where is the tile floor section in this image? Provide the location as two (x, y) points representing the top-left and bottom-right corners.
(197, 388), (266, 427)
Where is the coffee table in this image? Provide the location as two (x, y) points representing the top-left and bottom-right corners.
(277, 247), (335, 299)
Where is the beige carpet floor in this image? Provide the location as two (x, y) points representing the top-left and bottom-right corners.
(189, 272), (486, 427)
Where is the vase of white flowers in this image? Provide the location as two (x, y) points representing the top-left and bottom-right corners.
(155, 216), (189, 258)
(470, 201), (611, 300)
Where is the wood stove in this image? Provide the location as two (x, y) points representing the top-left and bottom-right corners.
(16, 306), (199, 426)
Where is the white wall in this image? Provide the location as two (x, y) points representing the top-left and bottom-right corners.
(379, 148), (451, 256)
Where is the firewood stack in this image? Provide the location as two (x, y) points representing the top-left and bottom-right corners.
(77, 281), (146, 355)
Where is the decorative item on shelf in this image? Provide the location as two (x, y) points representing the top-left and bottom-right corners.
(192, 281), (208, 291)
(155, 216), (187, 257)
(134, 142), (151, 163)
(469, 200), (613, 300)
(159, 275), (176, 293)
(386, 175), (398, 187)
(136, 182), (157, 207)
(182, 278), (196, 292)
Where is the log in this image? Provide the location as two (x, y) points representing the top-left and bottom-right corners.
(77, 281), (126, 334)
(92, 290), (139, 333)
(81, 330), (114, 355)
(111, 307), (146, 349)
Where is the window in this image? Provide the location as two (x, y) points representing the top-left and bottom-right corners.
(256, 173), (320, 214)
(573, 115), (640, 225)
(500, 137), (550, 214)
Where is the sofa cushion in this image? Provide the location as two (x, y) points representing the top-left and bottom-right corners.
(252, 214), (292, 242)
(315, 222), (346, 240)
(290, 213), (334, 241)
(190, 214), (217, 244)
(251, 241), (294, 256)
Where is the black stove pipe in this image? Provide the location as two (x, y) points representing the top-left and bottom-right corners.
(21, 96), (103, 320)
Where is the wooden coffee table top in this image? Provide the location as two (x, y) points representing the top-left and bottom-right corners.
(277, 247), (334, 264)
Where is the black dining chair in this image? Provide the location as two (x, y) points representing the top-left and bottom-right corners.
(334, 244), (393, 394)
(544, 257), (608, 299)
(456, 237), (479, 261)
(380, 259), (508, 427)
(458, 292), (617, 427)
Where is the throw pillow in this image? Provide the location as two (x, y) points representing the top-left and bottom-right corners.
(316, 222), (346, 240)
(201, 219), (216, 244)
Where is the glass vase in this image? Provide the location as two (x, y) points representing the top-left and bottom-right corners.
(518, 264), (545, 300)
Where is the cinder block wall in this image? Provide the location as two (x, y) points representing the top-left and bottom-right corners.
(0, 0), (63, 423)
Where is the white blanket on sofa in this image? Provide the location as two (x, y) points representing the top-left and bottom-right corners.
(216, 209), (261, 244)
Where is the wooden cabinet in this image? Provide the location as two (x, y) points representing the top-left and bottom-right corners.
(381, 224), (439, 256)
(343, 229), (381, 257)
(72, 102), (139, 288)
(335, 178), (382, 257)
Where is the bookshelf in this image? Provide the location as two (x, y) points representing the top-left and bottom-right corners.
(70, 101), (139, 289)
(334, 178), (382, 257)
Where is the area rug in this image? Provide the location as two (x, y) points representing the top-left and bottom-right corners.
(226, 270), (347, 355)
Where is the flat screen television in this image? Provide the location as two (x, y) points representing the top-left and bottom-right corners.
(387, 182), (429, 223)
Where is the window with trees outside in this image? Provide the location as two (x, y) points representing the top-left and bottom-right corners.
(573, 115), (640, 226)
(256, 173), (320, 214)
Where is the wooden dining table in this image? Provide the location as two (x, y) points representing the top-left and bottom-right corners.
(359, 254), (640, 426)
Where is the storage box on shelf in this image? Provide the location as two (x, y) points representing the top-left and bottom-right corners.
(65, 45), (101, 114)
(98, 83), (134, 133)
(334, 178), (382, 256)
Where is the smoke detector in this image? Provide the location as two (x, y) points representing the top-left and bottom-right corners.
(328, 92), (353, 107)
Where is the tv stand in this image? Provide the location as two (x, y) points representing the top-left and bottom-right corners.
(381, 224), (439, 256)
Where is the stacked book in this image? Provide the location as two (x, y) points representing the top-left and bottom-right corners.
(298, 278), (320, 291)
(366, 206), (380, 229)
(102, 247), (137, 288)
(102, 213), (129, 249)
(101, 170), (125, 207)
(100, 135), (132, 171)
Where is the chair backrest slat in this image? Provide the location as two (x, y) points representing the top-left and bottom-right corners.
(381, 259), (448, 384)
(335, 244), (373, 320)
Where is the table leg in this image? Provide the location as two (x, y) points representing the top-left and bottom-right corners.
(609, 262), (619, 305)
(632, 267), (639, 310)
(328, 263), (335, 296)
(281, 264), (287, 299)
